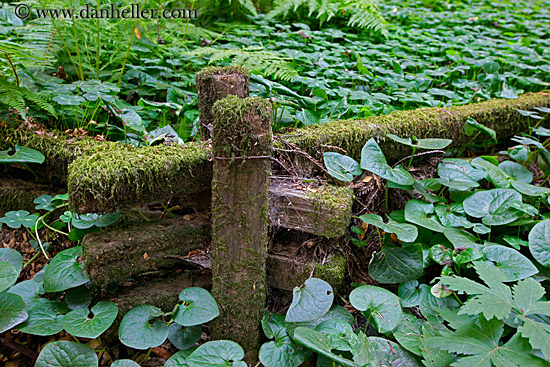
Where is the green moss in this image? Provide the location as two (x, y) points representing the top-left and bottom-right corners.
(309, 185), (354, 238)
(313, 254), (347, 290)
(68, 142), (211, 212)
(212, 95), (273, 159)
(283, 92), (550, 162)
(195, 65), (249, 84)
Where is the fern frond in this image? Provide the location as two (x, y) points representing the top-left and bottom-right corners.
(268, 0), (388, 35)
(186, 46), (299, 81)
(0, 78), (58, 119)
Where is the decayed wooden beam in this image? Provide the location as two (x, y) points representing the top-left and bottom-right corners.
(269, 178), (354, 239)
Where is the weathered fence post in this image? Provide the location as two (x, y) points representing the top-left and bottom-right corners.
(210, 95), (272, 362)
(196, 66), (250, 141)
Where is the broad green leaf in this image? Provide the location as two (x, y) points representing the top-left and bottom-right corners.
(63, 301), (118, 339)
(464, 117), (497, 143)
(0, 248), (23, 275)
(0, 144), (45, 164)
(508, 145), (529, 162)
(0, 292), (27, 333)
(65, 284), (91, 310)
(35, 341), (98, 367)
(359, 214), (418, 242)
(17, 298), (68, 335)
(173, 287), (220, 327)
(482, 245), (537, 281)
(471, 158), (510, 188)
(119, 305), (169, 349)
(349, 285), (402, 333)
(366, 336), (420, 366)
(369, 244), (423, 284)
(499, 161), (532, 183)
(286, 278), (333, 323)
(538, 149), (550, 176)
(186, 340), (247, 367)
(529, 220), (550, 267)
(434, 203), (473, 228)
(405, 199), (444, 232)
(8, 279), (44, 309)
(316, 319), (355, 351)
(429, 245), (452, 266)
(111, 360), (141, 367)
(71, 211), (120, 229)
(453, 248), (483, 265)
(398, 280), (429, 307)
(44, 246), (89, 293)
(511, 180), (550, 197)
(0, 210), (39, 229)
(393, 313), (424, 356)
(53, 94), (85, 106)
(503, 235), (529, 250)
(360, 138), (414, 185)
(323, 152), (361, 182)
(463, 189), (522, 226)
(0, 261), (18, 292)
(164, 350), (193, 367)
(168, 324), (202, 350)
(259, 337), (311, 367)
(292, 327), (357, 367)
(386, 134), (452, 150)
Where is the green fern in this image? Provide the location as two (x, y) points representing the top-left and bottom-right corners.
(186, 46), (299, 81)
(0, 78), (58, 119)
(268, 0), (388, 36)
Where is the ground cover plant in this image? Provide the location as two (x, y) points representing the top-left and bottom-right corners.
(1, 0), (550, 366)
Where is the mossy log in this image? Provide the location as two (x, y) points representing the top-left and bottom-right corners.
(68, 142), (211, 213)
(269, 178), (354, 239)
(0, 178), (65, 216)
(283, 92), (550, 162)
(82, 216), (210, 287)
(210, 96), (272, 362)
(196, 65), (250, 141)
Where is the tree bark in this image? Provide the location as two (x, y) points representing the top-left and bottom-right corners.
(196, 66), (250, 141)
(210, 95), (272, 363)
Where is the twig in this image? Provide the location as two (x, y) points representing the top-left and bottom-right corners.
(391, 150), (446, 168)
(0, 337), (38, 360)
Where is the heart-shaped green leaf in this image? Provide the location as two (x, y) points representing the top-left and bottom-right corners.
(499, 161), (532, 183)
(464, 117), (497, 143)
(44, 246), (89, 293)
(398, 280), (429, 308)
(360, 138), (414, 185)
(359, 214), (418, 242)
(119, 305), (168, 349)
(366, 336), (421, 366)
(0, 210), (39, 229)
(323, 152), (361, 182)
(529, 220), (550, 267)
(63, 301), (118, 339)
(0, 144), (45, 164)
(17, 298), (68, 335)
(405, 199), (444, 232)
(111, 360), (141, 367)
(35, 341), (98, 367)
(0, 292), (28, 333)
(53, 94), (85, 106)
(292, 327), (357, 367)
(471, 158), (510, 188)
(286, 278), (333, 323)
(436, 159), (483, 191)
(463, 189), (523, 226)
(0, 261), (18, 292)
(508, 145), (529, 162)
(434, 203), (474, 228)
(369, 244), (423, 284)
(0, 248), (23, 274)
(482, 245), (537, 282)
(168, 323), (202, 350)
(511, 181), (550, 197)
(173, 287), (220, 327)
(186, 340), (247, 367)
(8, 279), (44, 309)
(316, 319), (355, 351)
(349, 285), (402, 333)
(387, 134), (452, 150)
(164, 350), (193, 367)
(443, 228), (481, 249)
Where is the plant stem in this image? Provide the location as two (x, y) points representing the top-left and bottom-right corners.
(22, 252), (40, 270)
(407, 147), (417, 169)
